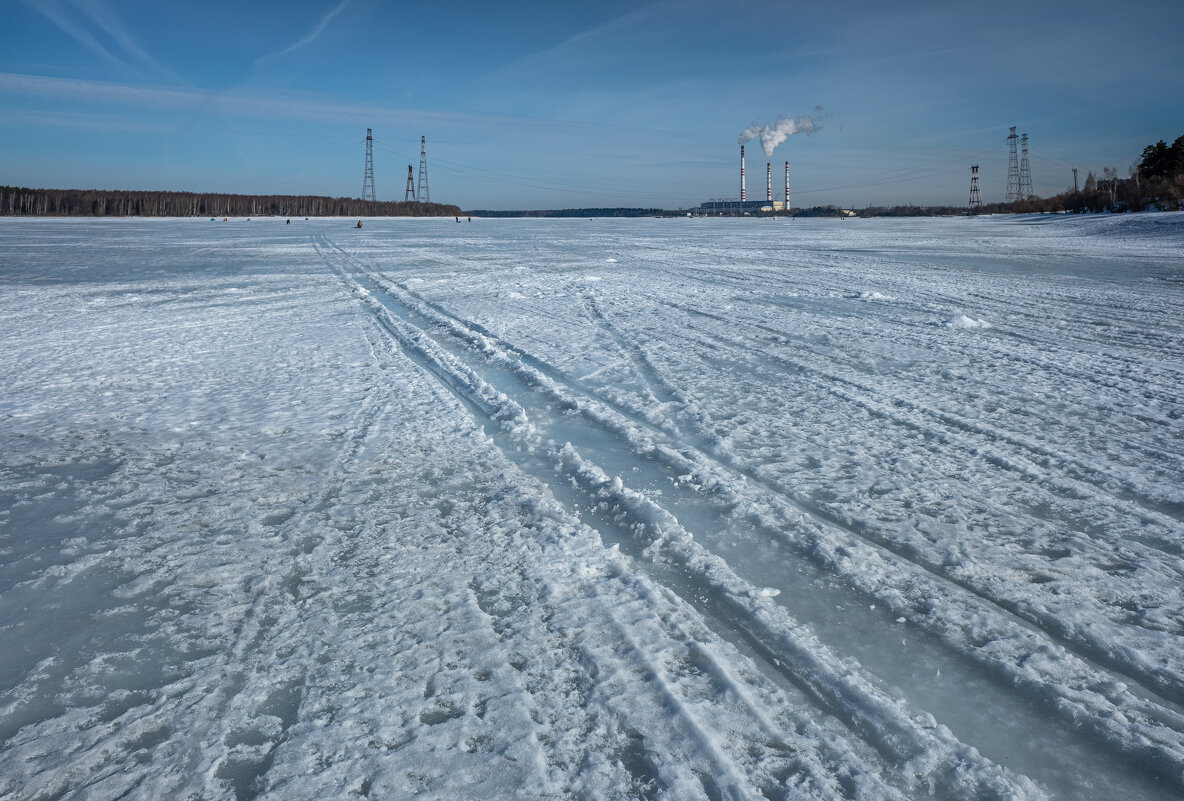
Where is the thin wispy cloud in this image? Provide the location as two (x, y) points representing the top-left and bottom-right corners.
(0, 107), (175, 134)
(18, 0), (184, 83)
(74, 0), (185, 82)
(256, 0), (353, 65)
(19, 0), (124, 71)
(0, 71), (576, 131)
(486, 0), (691, 81)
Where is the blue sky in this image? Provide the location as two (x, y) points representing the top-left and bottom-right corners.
(2, 0), (1182, 209)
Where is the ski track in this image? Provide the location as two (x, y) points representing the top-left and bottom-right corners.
(316, 237), (1048, 801)
(661, 295), (1184, 561)
(728, 292), (1184, 511)
(316, 230), (1184, 795)
(329, 238), (1180, 696)
(316, 240), (934, 800)
(333, 224), (1184, 780)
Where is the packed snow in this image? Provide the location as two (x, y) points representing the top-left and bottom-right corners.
(1, 213), (1182, 801)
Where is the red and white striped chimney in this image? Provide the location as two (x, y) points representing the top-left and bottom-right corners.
(740, 145), (746, 202)
(766, 162), (772, 202)
(784, 161), (790, 211)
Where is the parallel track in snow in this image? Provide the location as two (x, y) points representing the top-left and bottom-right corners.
(644, 296), (1184, 700)
(315, 235), (1051, 801)
(316, 233), (1184, 798)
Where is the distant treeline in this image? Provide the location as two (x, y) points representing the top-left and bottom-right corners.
(466, 207), (674, 218)
(738, 203), (1011, 218)
(792, 205), (856, 218)
(0, 186), (460, 218)
(1010, 134), (1184, 214)
(856, 203), (1017, 218)
(768, 133), (1184, 218)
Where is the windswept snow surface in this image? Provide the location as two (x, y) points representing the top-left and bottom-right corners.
(2, 214), (1183, 800)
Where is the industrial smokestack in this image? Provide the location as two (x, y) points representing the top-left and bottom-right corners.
(740, 145), (746, 202)
(785, 161), (790, 211)
(767, 163), (772, 202)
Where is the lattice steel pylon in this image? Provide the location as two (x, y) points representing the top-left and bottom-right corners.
(1019, 133), (1033, 201)
(969, 165), (983, 212)
(361, 128), (376, 202)
(1006, 126), (1020, 203)
(404, 165), (417, 202)
(416, 136), (430, 204)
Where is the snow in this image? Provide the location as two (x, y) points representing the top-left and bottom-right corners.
(2, 213), (1183, 800)
(944, 313), (991, 328)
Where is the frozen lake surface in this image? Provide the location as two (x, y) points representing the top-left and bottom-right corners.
(1, 214), (1182, 800)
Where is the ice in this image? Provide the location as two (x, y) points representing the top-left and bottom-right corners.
(2, 214), (1183, 800)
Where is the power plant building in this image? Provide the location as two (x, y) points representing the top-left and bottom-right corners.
(695, 149), (792, 214)
(695, 198), (781, 214)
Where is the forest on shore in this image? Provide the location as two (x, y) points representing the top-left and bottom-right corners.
(853, 133), (1184, 217)
(0, 187), (460, 218)
(1010, 134), (1184, 214)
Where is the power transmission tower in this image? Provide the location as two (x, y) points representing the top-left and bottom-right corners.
(361, 128), (376, 202)
(1019, 133), (1032, 200)
(404, 165), (417, 202)
(969, 165), (983, 212)
(416, 136), (430, 204)
(1006, 126), (1020, 203)
(1073, 168), (1079, 192)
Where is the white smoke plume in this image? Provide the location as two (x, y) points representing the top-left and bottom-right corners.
(739, 109), (823, 157)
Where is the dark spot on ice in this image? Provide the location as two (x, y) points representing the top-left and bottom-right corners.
(225, 725), (272, 748)
(695, 770), (724, 801)
(419, 700), (464, 726)
(260, 509), (294, 527)
(615, 731), (662, 801)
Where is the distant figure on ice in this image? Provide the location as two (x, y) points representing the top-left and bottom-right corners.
(355, 220), (363, 228)
(285, 219), (290, 225)
(455, 216), (460, 223)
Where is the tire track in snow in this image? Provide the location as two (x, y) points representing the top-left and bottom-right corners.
(653, 301), (1184, 705)
(315, 236), (1051, 801)
(659, 292), (1184, 556)
(357, 239), (1180, 682)
(317, 236), (1184, 794)
(637, 250), (1184, 477)
(720, 292), (1184, 522)
(579, 290), (693, 438)
(323, 242), (910, 800)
